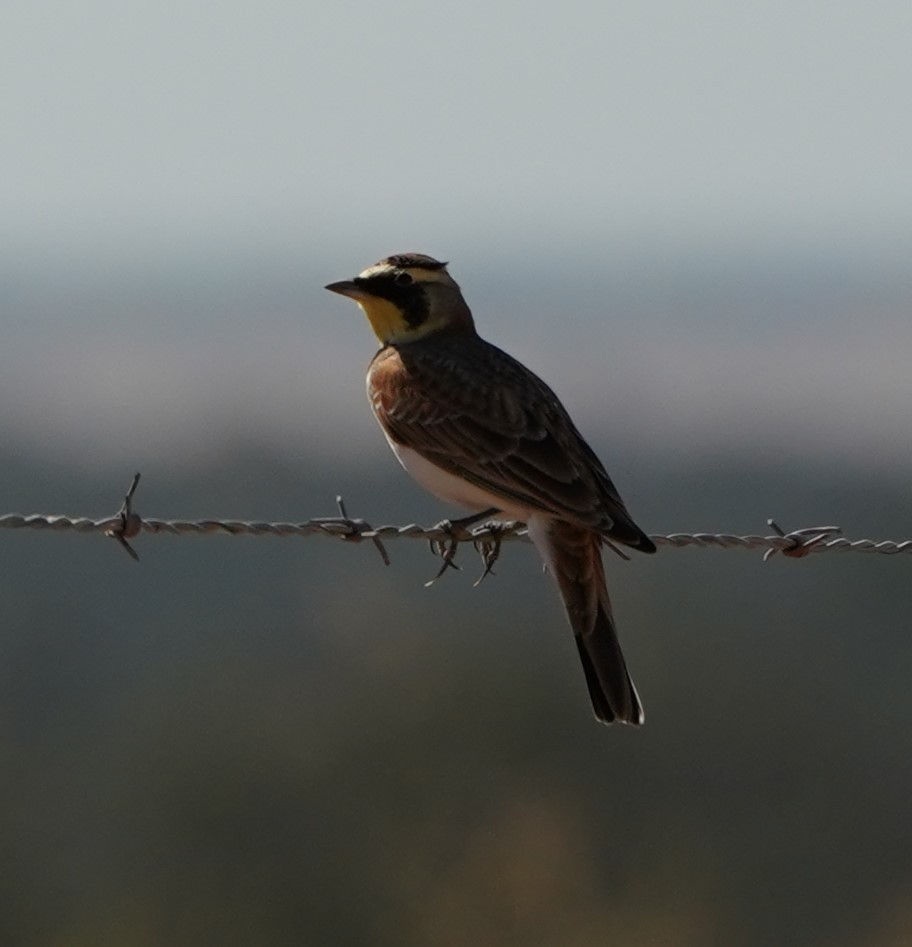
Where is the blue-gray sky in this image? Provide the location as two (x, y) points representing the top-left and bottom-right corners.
(2, 1), (910, 472)
(4, 0), (912, 257)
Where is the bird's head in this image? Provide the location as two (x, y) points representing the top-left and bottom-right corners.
(326, 253), (474, 344)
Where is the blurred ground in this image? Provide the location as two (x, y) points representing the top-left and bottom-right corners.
(1, 448), (910, 947)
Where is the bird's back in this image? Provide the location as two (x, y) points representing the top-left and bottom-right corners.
(370, 332), (654, 552)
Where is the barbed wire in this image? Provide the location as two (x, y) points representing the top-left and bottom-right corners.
(1, 475), (910, 578)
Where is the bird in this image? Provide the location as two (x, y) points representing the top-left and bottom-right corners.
(326, 253), (655, 725)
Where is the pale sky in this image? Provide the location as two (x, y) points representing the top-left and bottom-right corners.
(3, 0), (911, 259)
(2, 1), (910, 472)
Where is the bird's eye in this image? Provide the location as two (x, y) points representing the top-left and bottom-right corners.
(395, 272), (413, 286)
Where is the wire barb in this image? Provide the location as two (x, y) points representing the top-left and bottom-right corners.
(763, 519), (843, 561)
(104, 472), (143, 561)
(315, 496), (390, 566)
(2, 476), (911, 571)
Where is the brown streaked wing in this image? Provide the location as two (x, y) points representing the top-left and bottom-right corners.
(368, 335), (651, 546)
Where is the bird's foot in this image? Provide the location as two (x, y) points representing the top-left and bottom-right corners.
(472, 523), (508, 586)
(425, 535), (461, 585)
(425, 508), (500, 586)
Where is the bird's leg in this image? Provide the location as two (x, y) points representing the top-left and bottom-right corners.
(472, 522), (509, 586)
(426, 507), (500, 586)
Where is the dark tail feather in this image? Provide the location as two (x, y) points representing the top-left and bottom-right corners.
(542, 520), (644, 726)
(574, 608), (644, 725)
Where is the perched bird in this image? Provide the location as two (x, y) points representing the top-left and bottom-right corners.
(326, 253), (655, 724)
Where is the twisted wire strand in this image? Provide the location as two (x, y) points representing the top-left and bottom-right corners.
(0, 472), (909, 561)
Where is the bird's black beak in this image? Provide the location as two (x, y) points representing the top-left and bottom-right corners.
(325, 279), (364, 299)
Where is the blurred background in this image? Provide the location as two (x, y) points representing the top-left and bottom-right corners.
(2, 1), (911, 944)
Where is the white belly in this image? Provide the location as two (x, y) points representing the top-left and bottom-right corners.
(384, 436), (536, 523)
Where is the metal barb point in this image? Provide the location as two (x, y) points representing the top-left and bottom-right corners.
(332, 495), (390, 566)
(764, 518), (843, 561)
(105, 472), (143, 561)
(603, 538), (632, 562)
